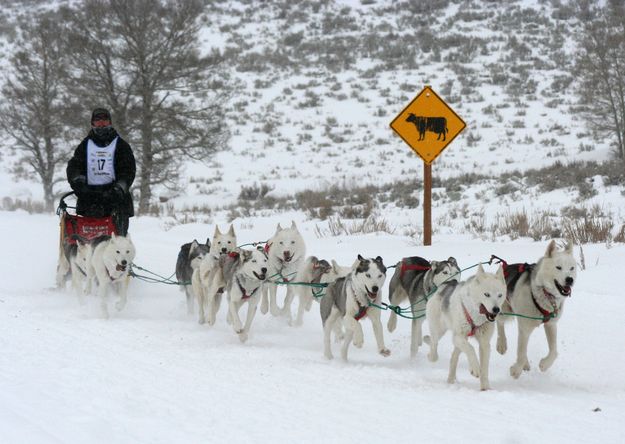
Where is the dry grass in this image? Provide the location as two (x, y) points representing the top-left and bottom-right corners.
(314, 215), (395, 238)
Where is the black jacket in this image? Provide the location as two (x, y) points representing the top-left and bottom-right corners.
(66, 129), (136, 217)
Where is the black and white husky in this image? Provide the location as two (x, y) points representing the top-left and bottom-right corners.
(496, 240), (577, 379)
(387, 256), (460, 358)
(425, 264), (506, 390)
(320, 255), (390, 361)
(225, 248), (268, 342)
(175, 239), (210, 314)
(90, 233), (136, 318)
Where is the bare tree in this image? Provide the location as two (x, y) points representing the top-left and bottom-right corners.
(574, 0), (625, 161)
(65, 0), (230, 214)
(0, 15), (73, 211)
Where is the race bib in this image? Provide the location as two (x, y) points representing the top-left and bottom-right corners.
(87, 137), (118, 185)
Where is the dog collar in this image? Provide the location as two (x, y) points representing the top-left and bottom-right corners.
(237, 277), (259, 300)
(461, 302), (478, 337)
(531, 289), (558, 323)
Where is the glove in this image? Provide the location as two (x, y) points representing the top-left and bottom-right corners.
(110, 182), (126, 202)
(71, 176), (89, 195)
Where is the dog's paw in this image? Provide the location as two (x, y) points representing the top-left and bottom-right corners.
(428, 351), (438, 362)
(270, 305), (281, 317)
(496, 338), (507, 355)
(260, 300), (268, 315)
(470, 365), (480, 379)
(289, 318), (303, 328)
(480, 384), (491, 391)
(523, 361), (531, 372)
(353, 335), (364, 348)
(115, 301), (126, 312)
(198, 317), (206, 325)
(539, 355), (555, 372)
(379, 348), (391, 357)
(447, 375), (456, 384)
(510, 364), (523, 379)
(324, 351), (334, 360)
(238, 331), (248, 343)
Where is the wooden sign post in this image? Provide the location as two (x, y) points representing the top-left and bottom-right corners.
(390, 86), (466, 246)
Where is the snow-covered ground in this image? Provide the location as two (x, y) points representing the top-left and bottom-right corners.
(1, 210), (623, 443)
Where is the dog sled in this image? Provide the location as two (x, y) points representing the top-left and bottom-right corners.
(56, 191), (117, 247)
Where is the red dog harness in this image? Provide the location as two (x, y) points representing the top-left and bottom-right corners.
(399, 261), (431, 280)
(462, 303), (478, 337)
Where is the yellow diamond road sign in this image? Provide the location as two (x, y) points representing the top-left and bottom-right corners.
(390, 86), (466, 165)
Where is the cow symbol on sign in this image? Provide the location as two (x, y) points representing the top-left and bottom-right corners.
(406, 113), (448, 141)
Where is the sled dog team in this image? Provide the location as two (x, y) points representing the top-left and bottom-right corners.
(57, 221), (577, 390)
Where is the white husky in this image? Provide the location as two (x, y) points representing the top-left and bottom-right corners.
(496, 240), (577, 379)
(191, 225), (238, 325)
(425, 265), (506, 390)
(90, 233), (136, 318)
(226, 248), (268, 342)
(320, 255), (390, 361)
(260, 221), (306, 318)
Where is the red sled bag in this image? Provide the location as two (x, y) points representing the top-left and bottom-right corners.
(63, 213), (117, 245)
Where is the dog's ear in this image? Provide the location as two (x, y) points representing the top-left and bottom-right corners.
(447, 257), (458, 267)
(228, 224), (235, 236)
(357, 254), (365, 262)
(205, 238), (211, 247)
(214, 225), (222, 236)
(291, 220), (298, 230)
(565, 239), (574, 254)
(496, 264), (505, 281)
(111, 232), (117, 241)
(475, 264), (485, 281)
(374, 256), (384, 265)
(331, 259), (340, 273)
(275, 223), (282, 234)
(241, 249), (252, 261)
(545, 239), (557, 258)
(190, 240), (199, 255)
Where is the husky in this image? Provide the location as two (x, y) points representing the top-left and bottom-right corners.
(320, 255), (390, 361)
(495, 240), (577, 379)
(175, 238), (211, 314)
(225, 248), (268, 342)
(90, 233), (136, 318)
(292, 257), (352, 327)
(260, 221), (306, 318)
(56, 237), (95, 301)
(387, 256), (460, 358)
(70, 240), (94, 302)
(191, 225), (238, 325)
(424, 264), (506, 391)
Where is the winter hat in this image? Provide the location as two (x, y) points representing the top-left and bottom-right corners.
(91, 107), (112, 125)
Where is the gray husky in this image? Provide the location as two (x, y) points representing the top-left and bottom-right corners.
(175, 239), (211, 314)
(387, 256), (460, 358)
(495, 240), (577, 379)
(320, 255), (390, 361)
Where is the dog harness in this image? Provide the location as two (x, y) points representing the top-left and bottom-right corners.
(461, 303), (478, 337)
(399, 260), (431, 280)
(236, 277), (259, 300)
(354, 301), (368, 321)
(532, 289), (558, 323)
(106, 263), (126, 281)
